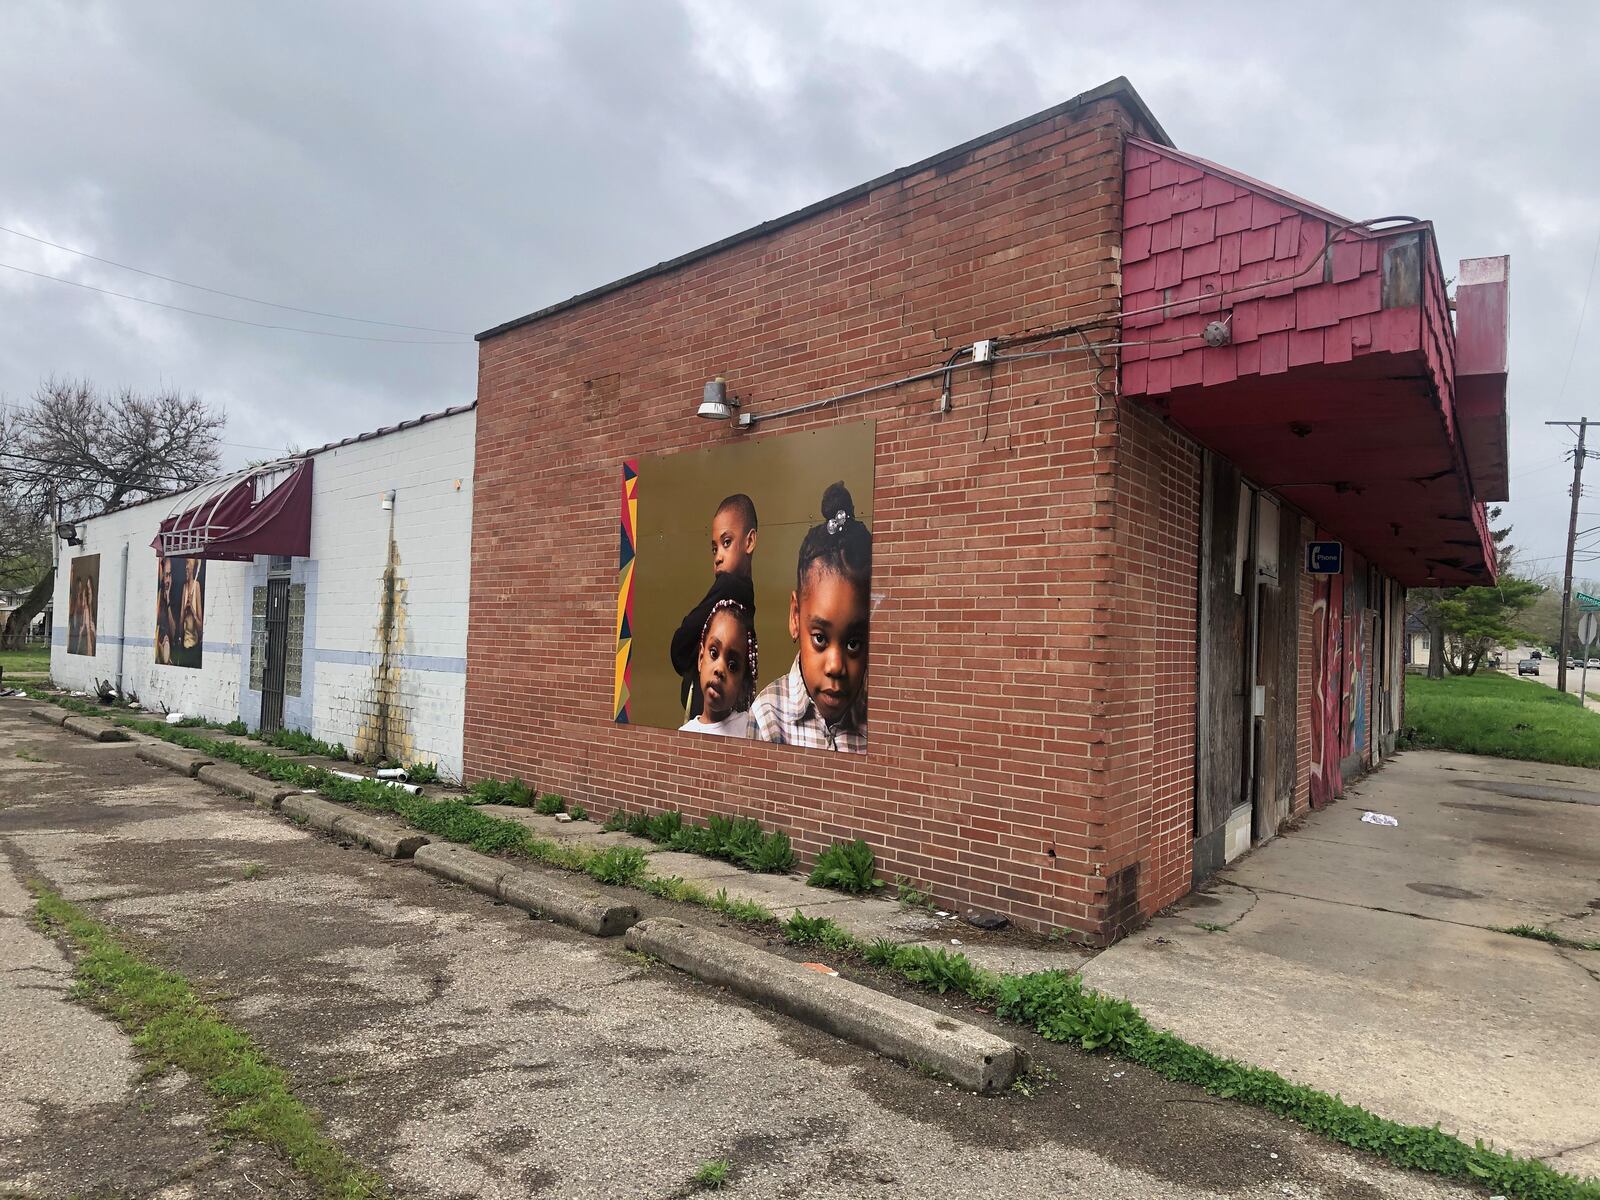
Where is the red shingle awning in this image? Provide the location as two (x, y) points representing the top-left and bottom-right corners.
(153, 458), (314, 561)
(1118, 139), (1504, 587)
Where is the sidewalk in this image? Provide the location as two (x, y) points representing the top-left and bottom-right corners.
(1079, 748), (1600, 1177)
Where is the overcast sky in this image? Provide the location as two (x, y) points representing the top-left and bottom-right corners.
(2, 2), (1596, 573)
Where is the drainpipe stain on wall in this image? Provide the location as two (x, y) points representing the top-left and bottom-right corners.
(355, 508), (414, 766)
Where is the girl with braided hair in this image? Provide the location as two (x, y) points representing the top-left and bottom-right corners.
(678, 598), (759, 738)
(752, 481), (870, 752)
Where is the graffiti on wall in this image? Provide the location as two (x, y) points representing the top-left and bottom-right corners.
(1347, 612), (1367, 756)
(1308, 570), (1344, 808)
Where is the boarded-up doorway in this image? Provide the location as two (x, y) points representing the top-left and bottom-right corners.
(1195, 452), (1301, 883)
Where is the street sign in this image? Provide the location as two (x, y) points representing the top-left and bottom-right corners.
(1305, 541), (1343, 575)
(1579, 591), (1600, 612)
(1582, 613), (1598, 645)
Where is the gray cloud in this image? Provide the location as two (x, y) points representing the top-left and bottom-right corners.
(1, 0), (1594, 571)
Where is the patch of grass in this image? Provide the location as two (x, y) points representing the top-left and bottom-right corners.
(781, 912), (856, 953)
(616, 808), (796, 874)
(1402, 672), (1600, 768)
(707, 888), (775, 924)
(241, 863), (267, 881)
(692, 1157), (731, 1190)
(1195, 921), (1229, 933)
(639, 874), (711, 906)
(584, 846), (648, 886)
(465, 776), (535, 806)
(535, 792), (566, 816)
(806, 839), (883, 894)
(1493, 924), (1600, 952)
(568, 803), (587, 822)
(0, 646), (51, 674)
(601, 809), (630, 832)
(31, 883), (384, 1199)
(14, 748), (43, 762)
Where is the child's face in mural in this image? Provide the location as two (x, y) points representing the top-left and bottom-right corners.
(788, 566), (868, 725)
(697, 608), (750, 722)
(710, 508), (756, 579)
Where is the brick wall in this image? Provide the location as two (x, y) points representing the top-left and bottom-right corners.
(468, 96), (1188, 935)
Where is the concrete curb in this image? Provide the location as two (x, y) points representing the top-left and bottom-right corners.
(61, 714), (134, 743)
(136, 742), (214, 778)
(280, 793), (349, 833)
(332, 811), (429, 860)
(412, 842), (515, 896)
(196, 763), (295, 810)
(499, 867), (638, 938)
(625, 917), (1023, 1093)
(28, 707), (68, 727)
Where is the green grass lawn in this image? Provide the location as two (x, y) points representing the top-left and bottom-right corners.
(0, 647), (50, 675)
(1403, 670), (1600, 768)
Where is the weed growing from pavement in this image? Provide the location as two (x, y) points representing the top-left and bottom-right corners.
(613, 807), (796, 875)
(1195, 921), (1229, 933)
(567, 803), (587, 822)
(34, 690), (1600, 1200)
(894, 875), (935, 912)
(782, 913), (858, 954)
(465, 776), (535, 806)
(31, 883), (385, 1200)
(403, 761), (441, 790)
(584, 846), (648, 886)
(707, 889), (776, 924)
(806, 839), (884, 894)
(1494, 924), (1600, 953)
(535, 792), (566, 816)
(692, 1157), (731, 1190)
(14, 748), (43, 761)
(260, 727), (348, 760)
(241, 863), (266, 881)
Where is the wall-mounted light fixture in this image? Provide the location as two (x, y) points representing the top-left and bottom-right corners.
(380, 490), (395, 511)
(697, 377), (741, 422)
(55, 521), (81, 546)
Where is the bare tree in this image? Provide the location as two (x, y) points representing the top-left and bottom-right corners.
(1, 378), (224, 648)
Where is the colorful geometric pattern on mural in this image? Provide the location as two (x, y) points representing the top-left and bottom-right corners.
(614, 459), (639, 722)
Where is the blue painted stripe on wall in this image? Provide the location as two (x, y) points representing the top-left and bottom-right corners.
(312, 647), (466, 674)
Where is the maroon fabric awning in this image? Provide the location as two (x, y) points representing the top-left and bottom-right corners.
(152, 458), (313, 561)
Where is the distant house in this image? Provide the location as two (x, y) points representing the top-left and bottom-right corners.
(0, 590), (50, 642)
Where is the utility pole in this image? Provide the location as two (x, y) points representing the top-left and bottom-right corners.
(1550, 418), (1590, 695)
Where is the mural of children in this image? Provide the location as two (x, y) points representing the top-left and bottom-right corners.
(751, 482), (869, 752)
(155, 556), (175, 665)
(177, 560), (203, 662)
(678, 599), (758, 738)
(68, 567), (98, 657)
(670, 493), (758, 720)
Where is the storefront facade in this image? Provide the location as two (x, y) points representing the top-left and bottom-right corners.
(466, 79), (1505, 938)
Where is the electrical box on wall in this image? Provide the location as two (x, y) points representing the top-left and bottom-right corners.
(1255, 496), (1281, 583)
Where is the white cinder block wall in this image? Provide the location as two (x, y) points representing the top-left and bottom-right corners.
(50, 407), (475, 780)
(49, 508), (250, 722)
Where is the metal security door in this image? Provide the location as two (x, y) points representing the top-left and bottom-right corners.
(260, 576), (290, 733)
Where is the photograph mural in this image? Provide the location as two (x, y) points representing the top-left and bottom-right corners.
(67, 554), (99, 656)
(616, 422), (874, 753)
(155, 554), (206, 669)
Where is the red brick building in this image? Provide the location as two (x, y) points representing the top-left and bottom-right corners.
(466, 78), (1507, 940)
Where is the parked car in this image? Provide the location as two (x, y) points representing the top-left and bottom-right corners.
(1587, 658), (1600, 669)
(1518, 659), (1540, 676)
(1570, 657), (1583, 668)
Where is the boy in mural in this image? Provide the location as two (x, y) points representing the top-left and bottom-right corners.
(670, 493), (758, 720)
(752, 482), (870, 752)
(678, 599), (758, 737)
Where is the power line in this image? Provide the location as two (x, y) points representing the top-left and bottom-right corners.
(0, 261), (471, 345)
(0, 224), (469, 336)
